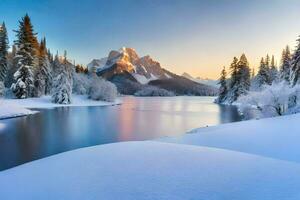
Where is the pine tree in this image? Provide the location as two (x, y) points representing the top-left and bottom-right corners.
(228, 57), (239, 89)
(280, 46), (291, 83)
(12, 14), (38, 98)
(236, 53), (250, 95)
(225, 57), (239, 103)
(5, 45), (18, 87)
(51, 53), (73, 104)
(269, 55), (278, 84)
(0, 22), (9, 82)
(216, 66), (228, 103)
(34, 38), (52, 96)
(291, 36), (300, 86)
(256, 57), (270, 87)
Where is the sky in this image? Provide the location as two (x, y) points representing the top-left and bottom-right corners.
(1, 0), (300, 79)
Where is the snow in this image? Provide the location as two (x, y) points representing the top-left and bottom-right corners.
(0, 102), (36, 119)
(1, 141), (300, 200)
(1, 95), (121, 109)
(162, 113), (300, 163)
(131, 73), (158, 84)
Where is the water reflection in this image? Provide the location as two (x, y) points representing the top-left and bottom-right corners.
(0, 96), (242, 170)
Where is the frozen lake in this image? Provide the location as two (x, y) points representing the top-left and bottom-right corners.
(0, 96), (242, 170)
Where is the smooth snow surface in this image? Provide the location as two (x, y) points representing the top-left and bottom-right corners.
(1, 142), (300, 200)
(0, 102), (36, 119)
(2, 95), (121, 109)
(162, 113), (300, 163)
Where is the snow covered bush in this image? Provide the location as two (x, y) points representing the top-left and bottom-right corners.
(88, 75), (118, 102)
(51, 63), (73, 104)
(237, 82), (300, 118)
(72, 73), (90, 95)
(134, 86), (175, 97)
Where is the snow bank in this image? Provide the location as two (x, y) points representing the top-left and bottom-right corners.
(161, 113), (300, 163)
(1, 141), (300, 200)
(0, 102), (36, 119)
(2, 95), (121, 109)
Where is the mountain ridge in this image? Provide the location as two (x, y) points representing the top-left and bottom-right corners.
(87, 47), (217, 96)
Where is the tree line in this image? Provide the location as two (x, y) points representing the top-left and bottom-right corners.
(0, 14), (116, 104)
(217, 36), (300, 105)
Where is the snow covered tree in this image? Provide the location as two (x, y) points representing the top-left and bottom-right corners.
(11, 64), (34, 98)
(224, 57), (239, 103)
(34, 38), (52, 96)
(223, 55), (250, 104)
(280, 46), (292, 84)
(51, 54), (73, 104)
(12, 14), (38, 98)
(256, 57), (270, 88)
(88, 74), (118, 102)
(269, 55), (278, 84)
(5, 45), (17, 87)
(236, 54), (251, 96)
(291, 36), (300, 86)
(216, 66), (228, 103)
(0, 22), (9, 82)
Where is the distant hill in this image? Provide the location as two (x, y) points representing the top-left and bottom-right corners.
(182, 72), (218, 87)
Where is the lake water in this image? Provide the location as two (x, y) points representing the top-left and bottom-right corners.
(0, 96), (242, 171)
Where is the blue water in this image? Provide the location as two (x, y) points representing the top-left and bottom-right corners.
(0, 96), (242, 171)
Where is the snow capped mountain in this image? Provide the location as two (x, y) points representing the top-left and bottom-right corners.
(87, 57), (107, 72)
(182, 72), (218, 87)
(88, 48), (218, 96)
(88, 47), (173, 84)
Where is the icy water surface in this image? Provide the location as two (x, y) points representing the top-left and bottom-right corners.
(0, 96), (242, 170)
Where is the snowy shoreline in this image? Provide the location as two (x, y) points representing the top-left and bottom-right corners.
(1, 113), (300, 199)
(0, 95), (121, 120)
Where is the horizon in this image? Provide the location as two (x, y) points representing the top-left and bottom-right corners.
(1, 0), (300, 79)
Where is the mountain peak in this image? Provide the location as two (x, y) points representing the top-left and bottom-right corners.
(182, 72), (194, 79)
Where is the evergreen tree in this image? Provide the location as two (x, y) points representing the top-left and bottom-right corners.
(236, 53), (251, 95)
(51, 53), (73, 104)
(269, 55), (278, 83)
(34, 38), (52, 96)
(216, 66), (228, 103)
(228, 57), (239, 89)
(0, 22), (9, 82)
(12, 14), (38, 98)
(225, 57), (239, 103)
(280, 46), (291, 83)
(5, 45), (17, 87)
(256, 57), (270, 87)
(291, 36), (300, 85)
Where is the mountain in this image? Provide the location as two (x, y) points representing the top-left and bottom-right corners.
(182, 72), (218, 87)
(88, 48), (217, 96)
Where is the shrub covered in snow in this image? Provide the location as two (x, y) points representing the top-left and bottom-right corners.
(134, 86), (175, 97)
(237, 82), (300, 118)
(88, 75), (118, 102)
(72, 73), (90, 95)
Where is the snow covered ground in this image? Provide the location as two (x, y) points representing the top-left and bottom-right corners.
(161, 113), (300, 163)
(1, 113), (300, 199)
(0, 95), (121, 119)
(0, 102), (36, 119)
(1, 141), (300, 200)
(2, 95), (121, 109)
